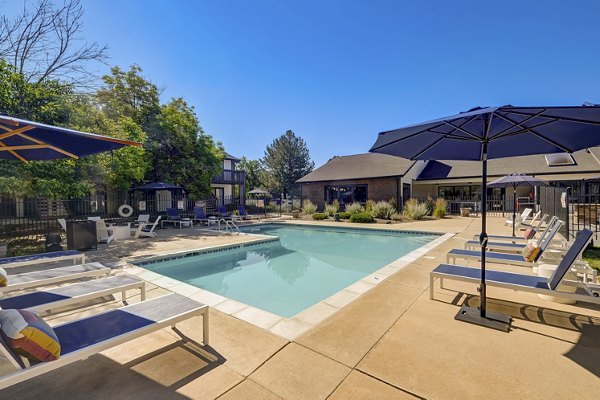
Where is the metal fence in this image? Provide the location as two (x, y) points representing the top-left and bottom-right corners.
(409, 195), (534, 217)
(0, 193), (246, 242)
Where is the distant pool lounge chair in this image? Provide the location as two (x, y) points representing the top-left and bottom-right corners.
(431, 229), (599, 305)
(448, 220), (564, 267)
(217, 205), (230, 218)
(0, 250), (85, 269)
(464, 218), (561, 253)
(0, 275), (145, 315)
(161, 208), (182, 228)
(237, 205), (257, 220)
(520, 210), (542, 229)
(472, 214), (552, 244)
(193, 207), (209, 225)
(0, 262), (110, 295)
(505, 207), (532, 228)
(0, 293), (211, 390)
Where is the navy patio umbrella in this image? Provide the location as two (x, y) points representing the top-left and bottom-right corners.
(0, 115), (141, 162)
(488, 173), (548, 237)
(370, 105), (600, 331)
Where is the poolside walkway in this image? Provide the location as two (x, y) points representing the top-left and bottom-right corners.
(1, 216), (599, 399)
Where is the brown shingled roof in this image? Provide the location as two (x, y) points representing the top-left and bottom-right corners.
(296, 153), (414, 183)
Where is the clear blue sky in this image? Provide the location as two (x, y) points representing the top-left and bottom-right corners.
(3, 0), (600, 166)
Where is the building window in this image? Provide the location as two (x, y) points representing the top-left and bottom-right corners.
(324, 185), (368, 205)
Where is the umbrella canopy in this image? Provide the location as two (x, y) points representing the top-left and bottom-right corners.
(248, 188), (270, 195)
(370, 105), (600, 331)
(488, 173), (548, 236)
(0, 115), (141, 162)
(131, 182), (182, 191)
(488, 173), (548, 188)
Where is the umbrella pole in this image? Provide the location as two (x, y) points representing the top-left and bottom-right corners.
(512, 186), (517, 237)
(455, 142), (512, 331)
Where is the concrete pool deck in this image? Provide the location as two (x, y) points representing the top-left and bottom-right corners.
(1, 216), (599, 399)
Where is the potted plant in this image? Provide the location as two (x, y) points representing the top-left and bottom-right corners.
(292, 209), (300, 219)
(459, 203), (471, 217)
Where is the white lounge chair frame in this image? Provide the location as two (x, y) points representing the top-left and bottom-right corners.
(0, 275), (145, 315)
(505, 207), (532, 228)
(0, 251), (85, 269)
(0, 293), (210, 389)
(432, 230), (600, 305)
(472, 214), (553, 244)
(0, 262), (110, 295)
(448, 220), (564, 267)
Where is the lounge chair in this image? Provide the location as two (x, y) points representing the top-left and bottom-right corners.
(93, 219), (115, 244)
(193, 207), (209, 225)
(134, 216), (162, 239)
(519, 210), (541, 229)
(505, 207), (532, 228)
(237, 205), (258, 220)
(464, 218), (562, 253)
(431, 229), (600, 305)
(472, 214), (552, 243)
(0, 250), (85, 269)
(0, 262), (110, 295)
(447, 220), (564, 267)
(161, 207), (182, 228)
(0, 275), (145, 315)
(0, 293), (210, 389)
(217, 205), (231, 219)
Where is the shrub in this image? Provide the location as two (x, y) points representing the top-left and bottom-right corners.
(371, 201), (396, 220)
(391, 212), (407, 221)
(424, 196), (435, 216)
(404, 199), (429, 220)
(345, 202), (364, 215)
(388, 197), (397, 210)
(433, 198), (447, 218)
(324, 200), (339, 216)
(302, 200), (317, 215)
(338, 211), (351, 219)
(365, 200), (375, 213)
(313, 212), (328, 220)
(350, 212), (375, 223)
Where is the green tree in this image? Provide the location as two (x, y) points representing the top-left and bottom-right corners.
(237, 157), (265, 191)
(262, 130), (314, 196)
(147, 98), (223, 198)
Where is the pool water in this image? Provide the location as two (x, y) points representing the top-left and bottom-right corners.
(142, 224), (437, 317)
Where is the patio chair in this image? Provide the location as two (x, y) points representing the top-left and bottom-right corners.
(161, 208), (183, 228)
(473, 214), (552, 244)
(0, 250), (85, 269)
(0, 293), (211, 390)
(193, 207), (209, 225)
(217, 205), (231, 219)
(0, 275), (145, 315)
(464, 217), (561, 253)
(237, 205), (258, 220)
(132, 214), (150, 226)
(134, 216), (162, 239)
(520, 210), (542, 229)
(93, 219), (115, 244)
(0, 262), (110, 295)
(505, 207), (532, 228)
(57, 218), (67, 231)
(431, 229), (600, 305)
(447, 220), (564, 267)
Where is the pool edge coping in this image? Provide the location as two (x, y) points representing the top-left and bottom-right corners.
(124, 225), (456, 341)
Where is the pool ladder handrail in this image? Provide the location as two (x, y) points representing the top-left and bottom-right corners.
(217, 218), (240, 235)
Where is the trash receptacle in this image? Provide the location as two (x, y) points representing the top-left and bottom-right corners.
(66, 221), (97, 250)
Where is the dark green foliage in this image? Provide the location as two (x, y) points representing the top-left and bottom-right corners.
(312, 212), (328, 220)
(338, 212), (351, 219)
(350, 212), (375, 223)
(262, 130), (314, 195)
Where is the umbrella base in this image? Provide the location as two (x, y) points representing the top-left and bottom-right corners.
(454, 305), (512, 332)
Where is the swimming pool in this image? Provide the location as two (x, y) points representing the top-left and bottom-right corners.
(139, 224), (439, 317)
